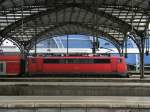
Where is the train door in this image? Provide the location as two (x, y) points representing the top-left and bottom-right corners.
(111, 59), (117, 72)
(0, 62), (6, 75)
(37, 58), (43, 73)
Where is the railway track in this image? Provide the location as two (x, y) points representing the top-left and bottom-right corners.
(0, 75), (150, 82)
(0, 71), (149, 82)
(128, 71), (150, 74)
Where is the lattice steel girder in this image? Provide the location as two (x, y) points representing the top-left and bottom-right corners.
(0, 3), (138, 37)
(0, 0), (150, 10)
(0, 36), (3, 45)
(27, 22), (121, 52)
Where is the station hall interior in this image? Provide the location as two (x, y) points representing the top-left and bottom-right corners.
(0, 0), (149, 78)
(1, 0), (150, 112)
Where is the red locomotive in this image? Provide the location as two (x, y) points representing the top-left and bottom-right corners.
(0, 55), (128, 77)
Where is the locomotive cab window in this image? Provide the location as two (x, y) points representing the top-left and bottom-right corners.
(0, 63), (3, 72)
(0, 63), (4, 72)
(118, 59), (122, 63)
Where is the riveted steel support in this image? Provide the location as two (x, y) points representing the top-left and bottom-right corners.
(20, 43), (29, 76)
(140, 33), (145, 78)
(33, 37), (37, 57)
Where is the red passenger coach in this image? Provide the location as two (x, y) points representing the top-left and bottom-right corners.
(27, 56), (127, 77)
(0, 56), (21, 76)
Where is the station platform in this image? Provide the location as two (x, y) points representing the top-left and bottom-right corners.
(0, 96), (149, 110)
(0, 81), (150, 96)
(0, 96), (150, 108)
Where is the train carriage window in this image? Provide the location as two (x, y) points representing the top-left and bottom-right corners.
(67, 59), (93, 64)
(79, 59), (87, 63)
(67, 59), (75, 63)
(79, 59), (93, 64)
(0, 63), (3, 72)
(94, 59), (110, 63)
(44, 59), (60, 63)
(43, 58), (110, 64)
(59, 59), (66, 63)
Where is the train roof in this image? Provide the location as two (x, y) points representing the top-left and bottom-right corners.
(29, 56), (124, 59)
(0, 55), (21, 61)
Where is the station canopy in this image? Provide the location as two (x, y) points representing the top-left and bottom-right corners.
(0, 0), (149, 50)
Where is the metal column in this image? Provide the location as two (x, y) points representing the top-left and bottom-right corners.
(20, 46), (28, 75)
(34, 38), (37, 56)
(140, 33), (145, 78)
(66, 35), (69, 56)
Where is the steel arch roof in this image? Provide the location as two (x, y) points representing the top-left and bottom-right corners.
(0, 0), (149, 48)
